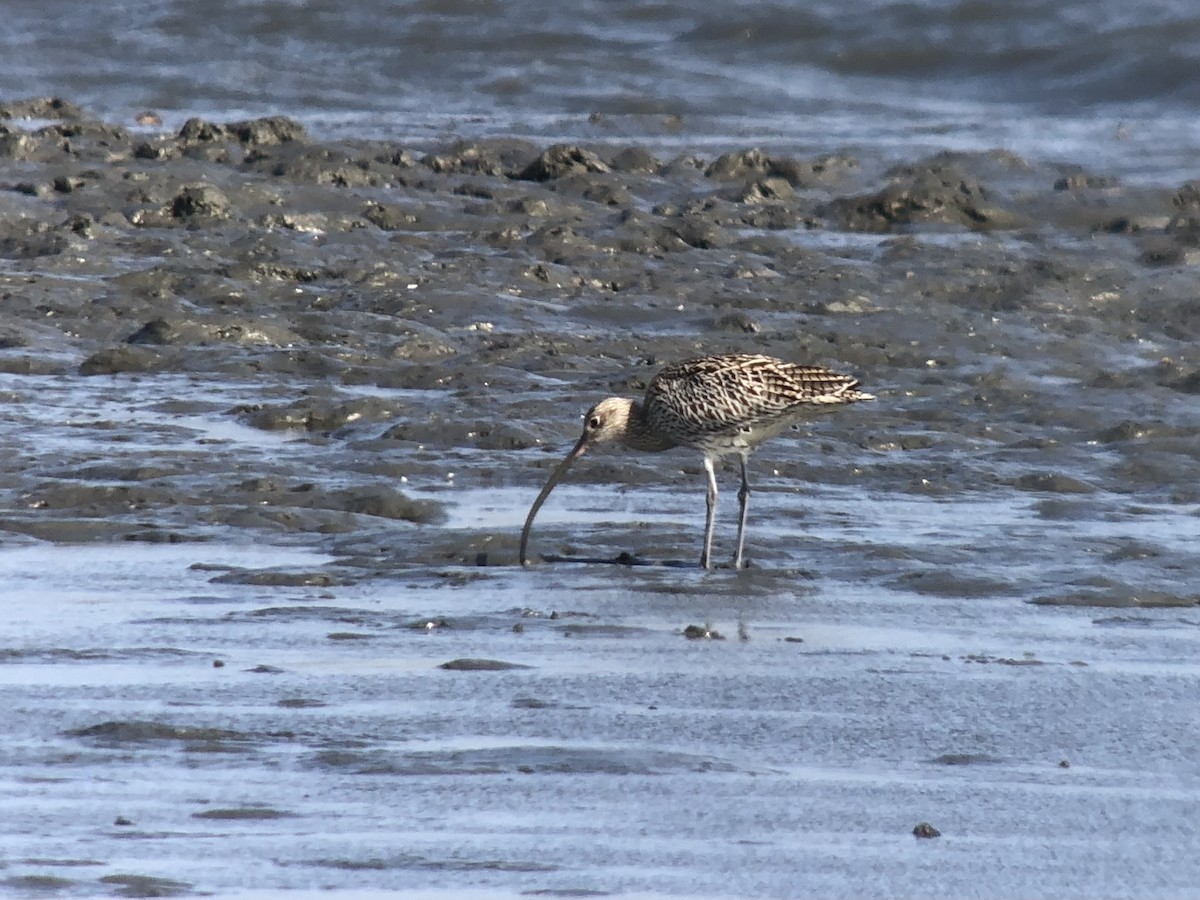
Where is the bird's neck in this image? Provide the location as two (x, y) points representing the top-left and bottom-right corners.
(623, 400), (678, 452)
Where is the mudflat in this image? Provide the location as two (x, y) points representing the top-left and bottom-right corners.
(1, 99), (1198, 899)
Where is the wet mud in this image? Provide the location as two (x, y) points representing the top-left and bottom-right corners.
(2, 99), (1200, 898)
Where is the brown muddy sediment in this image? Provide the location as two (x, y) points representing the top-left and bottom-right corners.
(0, 96), (1197, 600)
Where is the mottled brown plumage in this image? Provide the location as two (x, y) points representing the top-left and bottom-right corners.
(519, 353), (873, 569)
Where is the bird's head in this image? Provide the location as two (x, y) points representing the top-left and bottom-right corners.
(518, 395), (634, 566)
(574, 397), (634, 456)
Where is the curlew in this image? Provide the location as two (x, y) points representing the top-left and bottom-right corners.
(519, 353), (874, 569)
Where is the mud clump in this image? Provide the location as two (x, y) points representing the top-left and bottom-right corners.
(78, 345), (167, 375)
(517, 144), (611, 181)
(439, 658), (533, 671)
(66, 720), (246, 744)
(192, 807), (294, 820)
(821, 163), (1024, 231)
(99, 874), (193, 897)
(171, 183), (232, 219)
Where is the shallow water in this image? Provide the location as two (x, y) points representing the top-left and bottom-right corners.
(3, 369), (1200, 898)
(8, 0), (1200, 182)
(4, 506), (1200, 899)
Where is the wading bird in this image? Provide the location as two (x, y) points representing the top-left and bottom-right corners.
(519, 353), (873, 569)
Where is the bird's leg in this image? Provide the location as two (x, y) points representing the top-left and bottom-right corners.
(733, 454), (751, 569)
(701, 457), (718, 569)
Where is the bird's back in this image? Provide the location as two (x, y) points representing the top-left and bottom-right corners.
(643, 353), (870, 452)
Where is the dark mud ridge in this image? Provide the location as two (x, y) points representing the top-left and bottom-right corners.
(0, 96), (1198, 605)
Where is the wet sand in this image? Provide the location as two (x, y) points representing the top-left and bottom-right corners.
(1, 99), (1199, 898)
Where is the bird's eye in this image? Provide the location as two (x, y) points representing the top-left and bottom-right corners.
(588, 416), (601, 429)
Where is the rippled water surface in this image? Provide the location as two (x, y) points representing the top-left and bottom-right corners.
(6, 0), (1200, 181)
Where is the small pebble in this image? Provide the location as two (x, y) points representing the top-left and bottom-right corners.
(912, 822), (941, 839)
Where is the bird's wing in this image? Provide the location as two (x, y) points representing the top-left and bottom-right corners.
(646, 354), (860, 435)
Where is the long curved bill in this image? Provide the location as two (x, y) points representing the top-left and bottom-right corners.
(519, 435), (588, 566)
